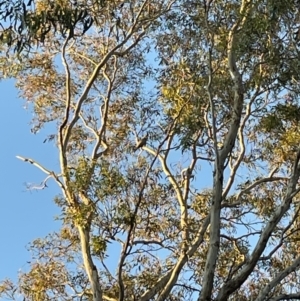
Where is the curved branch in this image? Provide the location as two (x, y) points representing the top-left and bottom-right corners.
(216, 150), (300, 301)
(255, 256), (300, 301)
(62, 0), (153, 152)
(269, 293), (300, 301)
(16, 155), (65, 191)
(199, 2), (253, 300)
(222, 88), (263, 199)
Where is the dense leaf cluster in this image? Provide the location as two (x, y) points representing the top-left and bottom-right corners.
(0, 0), (100, 52)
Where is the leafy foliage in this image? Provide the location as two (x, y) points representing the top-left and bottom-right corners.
(0, 0), (98, 53)
(2, 0), (300, 301)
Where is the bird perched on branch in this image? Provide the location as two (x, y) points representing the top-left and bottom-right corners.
(135, 134), (148, 151)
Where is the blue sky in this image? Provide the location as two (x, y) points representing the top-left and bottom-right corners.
(0, 79), (61, 282)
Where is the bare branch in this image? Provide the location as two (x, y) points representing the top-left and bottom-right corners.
(236, 175), (289, 201)
(131, 239), (165, 247)
(78, 226), (103, 301)
(16, 155), (65, 190)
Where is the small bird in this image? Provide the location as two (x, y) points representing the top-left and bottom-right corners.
(135, 134), (148, 151)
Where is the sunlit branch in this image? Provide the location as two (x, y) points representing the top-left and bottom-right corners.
(156, 216), (211, 301)
(137, 130), (192, 300)
(76, 192), (103, 301)
(200, 1), (253, 299)
(16, 155), (65, 191)
(206, 48), (219, 164)
(93, 56), (118, 160)
(203, 102), (213, 141)
(199, 46), (223, 301)
(144, 143), (188, 233)
(70, 50), (97, 66)
(78, 112), (98, 138)
(102, 296), (117, 301)
(100, 256), (116, 284)
(216, 149), (300, 301)
(182, 159), (198, 202)
(255, 256), (300, 301)
(198, 1), (255, 295)
(160, 99), (196, 251)
(25, 174), (53, 190)
(62, 5), (152, 154)
(78, 226), (103, 301)
(260, 206), (300, 261)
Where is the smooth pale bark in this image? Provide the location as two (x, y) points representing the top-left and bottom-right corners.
(198, 1), (250, 300)
(78, 227), (103, 301)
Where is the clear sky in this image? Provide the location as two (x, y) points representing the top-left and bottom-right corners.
(0, 79), (62, 282)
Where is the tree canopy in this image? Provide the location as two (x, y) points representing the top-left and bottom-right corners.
(2, 0), (300, 300)
(0, 0), (103, 53)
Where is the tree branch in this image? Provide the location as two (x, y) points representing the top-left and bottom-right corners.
(16, 155), (65, 191)
(255, 256), (300, 301)
(216, 149), (300, 301)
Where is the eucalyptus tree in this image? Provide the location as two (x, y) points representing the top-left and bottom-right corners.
(0, 0), (97, 53)
(1, 0), (300, 301)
